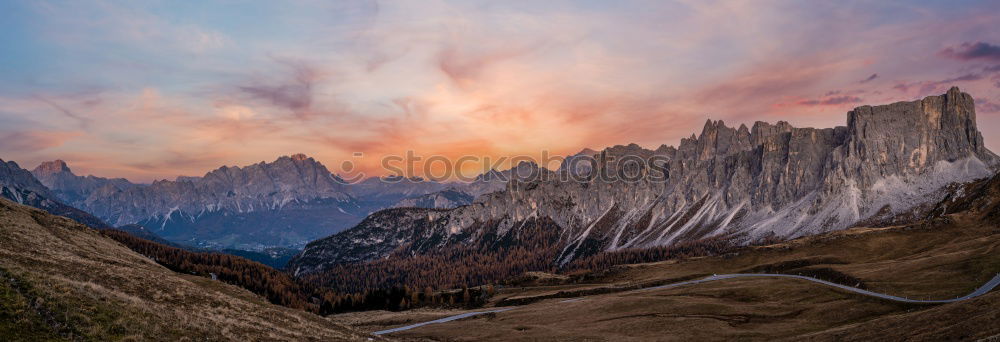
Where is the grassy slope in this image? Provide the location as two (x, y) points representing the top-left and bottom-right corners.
(0, 198), (372, 341)
(341, 205), (1000, 341)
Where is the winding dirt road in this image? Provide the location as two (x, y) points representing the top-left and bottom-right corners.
(374, 272), (1000, 336)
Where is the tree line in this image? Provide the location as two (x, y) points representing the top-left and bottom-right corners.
(302, 218), (562, 293)
(101, 229), (502, 314)
(100, 229), (326, 312)
(102, 224), (761, 315)
(561, 234), (741, 272)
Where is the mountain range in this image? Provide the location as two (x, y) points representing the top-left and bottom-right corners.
(9, 152), (531, 250)
(3, 86), (1000, 340)
(2, 87), (997, 272)
(288, 87), (998, 274)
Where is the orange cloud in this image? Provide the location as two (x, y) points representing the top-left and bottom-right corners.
(6, 1), (1000, 182)
(0, 130), (80, 152)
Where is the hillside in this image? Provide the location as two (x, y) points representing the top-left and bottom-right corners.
(336, 173), (1000, 340)
(0, 198), (371, 341)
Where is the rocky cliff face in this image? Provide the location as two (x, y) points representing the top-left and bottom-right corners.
(31, 160), (136, 204)
(348, 175), (451, 209)
(559, 148), (599, 176)
(289, 87), (999, 274)
(381, 161), (552, 209)
(392, 188), (475, 209)
(66, 154), (363, 248)
(1, 159), (54, 199)
(349, 162), (544, 210)
(0, 159), (109, 228)
(32, 153), (534, 249)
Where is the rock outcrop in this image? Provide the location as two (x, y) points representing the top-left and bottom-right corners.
(392, 188), (475, 209)
(374, 161), (554, 209)
(67, 154), (363, 248)
(31, 159), (136, 204)
(289, 87), (999, 274)
(0, 159), (109, 228)
(349, 175), (451, 208)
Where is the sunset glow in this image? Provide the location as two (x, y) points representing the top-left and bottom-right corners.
(2, 1), (1000, 181)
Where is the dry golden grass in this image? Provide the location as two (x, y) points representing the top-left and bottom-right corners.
(335, 213), (1000, 341)
(0, 198), (375, 341)
(330, 308), (475, 334)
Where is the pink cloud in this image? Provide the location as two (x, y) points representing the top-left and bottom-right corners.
(797, 95), (864, 106)
(940, 41), (1000, 61)
(236, 58), (327, 119)
(893, 73), (986, 96)
(0, 130), (80, 152)
(978, 99), (1000, 114)
(858, 73), (878, 84)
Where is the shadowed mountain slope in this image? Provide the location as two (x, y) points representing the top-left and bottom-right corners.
(0, 198), (371, 341)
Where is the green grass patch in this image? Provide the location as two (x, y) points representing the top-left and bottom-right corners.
(0, 267), (62, 341)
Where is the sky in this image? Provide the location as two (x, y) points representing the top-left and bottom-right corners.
(1, 0), (999, 182)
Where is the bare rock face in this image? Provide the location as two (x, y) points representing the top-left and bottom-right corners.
(36, 153), (538, 249)
(560, 148), (599, 176)
(464, 160), (553, 198)
(1, 160), (54, 199)
(71, 154), (365, 248)
(82, 154), (353, 224)
(392, 188), (475, 209)
(31, 160), (136, 204)
(349, 175), (450, 209)
(289, 87), (999, 274)
(0, 159), (109, 228)
(383, 161), (554, 209)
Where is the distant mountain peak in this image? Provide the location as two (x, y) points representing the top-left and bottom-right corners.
(513, 160), (539, 168)
(33, 160), (72, 175)
(204, 154), (332, 178)
(1, 160), (109, 228)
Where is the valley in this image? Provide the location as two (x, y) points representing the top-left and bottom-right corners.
(334, 193), (1000, 340)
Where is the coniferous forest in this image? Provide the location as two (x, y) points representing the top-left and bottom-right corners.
(102, 227), (743, 314)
